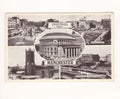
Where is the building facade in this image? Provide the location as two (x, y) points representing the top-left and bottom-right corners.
(8, 17), (21, 36)
(8, 17), (21, 30)
(81, 54), (100, 64)
(39, 32), (84, 59)
(78, 19), (90, 30)
(101, 19), (111, 29)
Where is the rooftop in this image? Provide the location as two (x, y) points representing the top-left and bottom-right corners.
(40, 32), (76, 40)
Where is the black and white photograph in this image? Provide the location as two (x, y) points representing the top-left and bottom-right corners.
(7, 13), (113, 80)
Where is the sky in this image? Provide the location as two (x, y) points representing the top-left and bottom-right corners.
(8, 45), (111, 67)
(7, 13), (111, 22)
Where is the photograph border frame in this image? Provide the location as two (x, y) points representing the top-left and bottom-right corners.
(5, 12), (114, 82)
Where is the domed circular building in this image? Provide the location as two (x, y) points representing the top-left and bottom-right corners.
(36, 29), (85, 59)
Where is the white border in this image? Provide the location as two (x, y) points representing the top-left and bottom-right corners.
(0, 0), (120, 99)
(5, 12), (113, 82)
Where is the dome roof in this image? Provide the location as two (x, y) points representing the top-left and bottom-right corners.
(40, 32), (76, 40)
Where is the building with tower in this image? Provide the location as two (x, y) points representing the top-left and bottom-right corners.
(25, 48), (35, 75)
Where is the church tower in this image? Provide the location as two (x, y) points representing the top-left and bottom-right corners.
(25, 48), (35, 75)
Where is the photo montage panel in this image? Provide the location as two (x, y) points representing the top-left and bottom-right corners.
(7, 13), (113, 80)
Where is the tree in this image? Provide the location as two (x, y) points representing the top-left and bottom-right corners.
(47, 18), (58, 22)
(103, 30), (111, 44)
(10, 67), (18, 74)
(89, 22), (96, 29)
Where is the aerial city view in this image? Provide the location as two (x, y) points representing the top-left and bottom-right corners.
(7, 13), (112, 80)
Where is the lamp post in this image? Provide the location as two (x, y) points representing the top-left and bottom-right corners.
(58, 65), (61, 79)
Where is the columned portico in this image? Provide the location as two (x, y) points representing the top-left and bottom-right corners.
(64, 47), (81, 58)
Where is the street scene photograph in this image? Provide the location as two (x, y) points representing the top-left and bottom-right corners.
(7, 13), (113, 80)
(8, 13), (111, 46)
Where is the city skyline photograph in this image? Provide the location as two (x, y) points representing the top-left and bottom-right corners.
(7, 13), (111, 22)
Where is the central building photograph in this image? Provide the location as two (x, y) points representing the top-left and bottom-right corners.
(37, 29), (85, 59)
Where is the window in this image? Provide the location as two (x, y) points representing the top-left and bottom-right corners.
(51, 47), (53, 55)
(54, 47), (57, 55)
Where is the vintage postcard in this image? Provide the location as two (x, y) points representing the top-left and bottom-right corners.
(6, 12), (113, 80)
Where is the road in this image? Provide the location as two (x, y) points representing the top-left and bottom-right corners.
(8, 34), (34, 46)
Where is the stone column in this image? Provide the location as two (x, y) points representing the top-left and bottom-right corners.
(70, 48), (73, 57)
(74, 48), (76, 57)
(76, 48), (80, 57)
(65, 48), (67, 58)
(68, 48), (70, 58)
